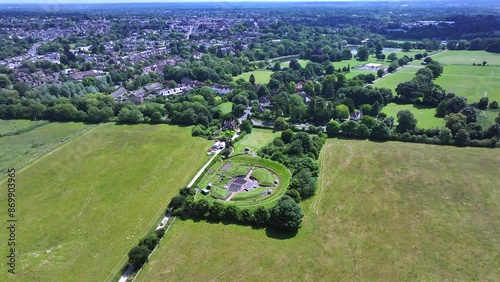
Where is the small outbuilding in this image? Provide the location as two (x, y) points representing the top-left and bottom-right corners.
(201, 188), (210, 195)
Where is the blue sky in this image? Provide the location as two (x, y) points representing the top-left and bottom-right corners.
(0, 0), (410, 3)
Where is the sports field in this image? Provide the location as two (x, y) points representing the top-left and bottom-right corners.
(0, 121), (96, 174)
(234, 69), (273, 84)
(0, 123), (212, 281)
(137, 139), (500, 281)
(381, 103), (444, 129)
(435, 65), (500, 103)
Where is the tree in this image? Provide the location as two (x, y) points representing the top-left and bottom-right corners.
(52, 103), (78, 121)
(426, 61), (443, 77)
(155, 228), (165, 239)
(118, 107), (144, 124)
(249, 74), (256, 85)
(139, 233), (159, 251)
(377, 68), (384, 78)
(455, 129), (470, 146)
(402, 41), (412, 52)
(356, 46), (369, 61)
(478, 97), (489, 110)
(326, 120), (340, 137)
(253, 206), (270, 226)
(60, 53), (69, 65)
(281, 129), (294, 144)
(272, 62), (281, 71)
(375, 42), (383, 55)
(168, 195), (186, 209)
(269, 196), (303, 231)
(232, 104), (246, 117)
(285, 189), (301, 203)
(387, 62), (399, 73)
(0, 74), (12, 88)
(240, 119), (253, 133)
(489, 100), (499, 109)
(274, 117), (287, 131)
(438, 128), (453, 144)
(445, 113), (467, 136)
(387, 52), (398, 62)
(128, 245), (151, 269)
(370, 121), (391, 140)
(335, 104), (350, 119)
(396, 110), (418, 133)
(208, 201), (226, 221)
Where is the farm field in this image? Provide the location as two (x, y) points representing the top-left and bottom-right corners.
(234, 69), (273, 84)
(138, 139), (500, 281)
(0, 123), (212, 282)
(381, 103), (444, 129)
(0, 121), (96, 174)
(233, 128), (281, 154)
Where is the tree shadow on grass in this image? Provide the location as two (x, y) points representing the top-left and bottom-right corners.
(265, 226), (298, 240)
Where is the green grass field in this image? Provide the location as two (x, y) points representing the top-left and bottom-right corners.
(233, 128), (281, 154)
(234, 69), (273, 84)
(381, 103), (444, 129)
(217, 102), (233, 115)
(430, 50), (500, 66)
(0, 122), (96, 174)
(373, 67), (420, 90)
(435, 65), (500, 103)
(138, 139), (500, 281)
(0, 123), (212, 282)
(0, 119), (49, 136)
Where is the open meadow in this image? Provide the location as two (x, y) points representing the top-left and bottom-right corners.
(381, 103), (444, 129)
(0, 121), (96, 174)
(0, 123), (212, 282)
(138, 139), (500, 281)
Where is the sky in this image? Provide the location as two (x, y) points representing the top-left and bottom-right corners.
(0, 0), (416, 3)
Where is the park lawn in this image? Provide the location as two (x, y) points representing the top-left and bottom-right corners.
(233, 128), (281, 154)
(217, 102), (233, 115)
(382, 103), (444, 129)
(0, 119), (49, 136)
(0, 123), (212, 282)
(434, 65), (500, 103)
(0, 122), (96, 174)
(138, 139), (500, 281)
(373, 67), (419, 90)
(234, 69), (273, 84)
(430, 50), (500, 66)
(280, 59), (310, 68)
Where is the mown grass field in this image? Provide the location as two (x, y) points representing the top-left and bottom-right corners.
(0, 123), (212, 282)
(138, 139), (500, 281)
(0, 121), (96, 175)
(435, 64), (500, 104)
(431, 50), (500, 66)
(234, 69), (273, 84)
(381, 103), (444, 129)
(233, 128), (281, 154)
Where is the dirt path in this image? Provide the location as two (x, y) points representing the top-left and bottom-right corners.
(310, 145), (354, 215)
